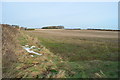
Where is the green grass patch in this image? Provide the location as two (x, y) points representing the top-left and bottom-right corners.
(38, 37), (118, 61)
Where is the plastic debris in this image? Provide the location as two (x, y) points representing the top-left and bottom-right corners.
(22, 45), (42, 56)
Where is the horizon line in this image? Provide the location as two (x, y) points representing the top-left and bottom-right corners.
(1, 23), (119, 30)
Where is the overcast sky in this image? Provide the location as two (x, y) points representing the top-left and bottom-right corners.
(2, 2), (118, 29)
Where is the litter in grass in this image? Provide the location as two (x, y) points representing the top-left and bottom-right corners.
(31, 55), (34, 57)
(31, 46), (36, 48)
(22, 45), (42, 57)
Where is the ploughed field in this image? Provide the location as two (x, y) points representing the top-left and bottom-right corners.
(25, 29), (119, 78)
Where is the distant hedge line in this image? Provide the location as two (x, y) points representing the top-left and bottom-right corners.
(25, 29), (35, 30)
(87, 29), (119, 31)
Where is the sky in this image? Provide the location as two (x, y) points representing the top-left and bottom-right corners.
(1, 0), (119, 2)
(2, 2), (118, 29)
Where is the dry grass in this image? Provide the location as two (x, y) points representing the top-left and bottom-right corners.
(11, 30), (66, 78)
(2, 24), (24, 78)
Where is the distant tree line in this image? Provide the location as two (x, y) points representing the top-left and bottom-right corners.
(87, 28), (120, 31)
(42, 26), (64, 29)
